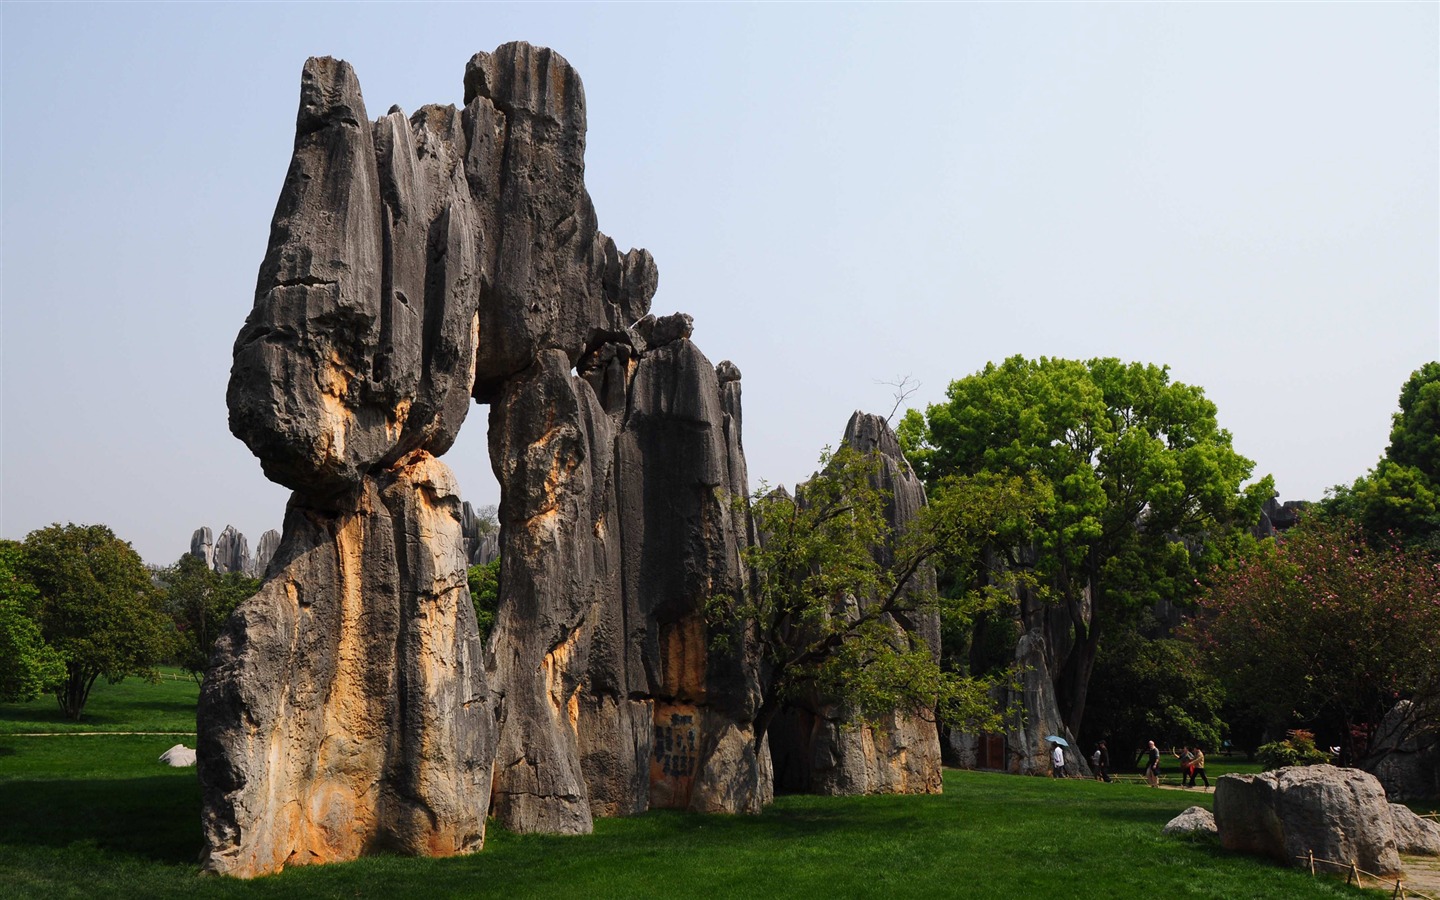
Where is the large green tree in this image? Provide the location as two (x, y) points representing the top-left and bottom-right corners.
(899, 356), (1270, 740)
(1324, 362), (1440, 550)
(1191, 515), (1440, 762)
(0, 540), (66, 703)
(21, 524), (171, 719)
(159, 554), (259, 682)
(713, 444), (1041, 746)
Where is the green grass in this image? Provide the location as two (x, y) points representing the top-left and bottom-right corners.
(0, 677), (1379, 899)
(0, 668), (199, 735)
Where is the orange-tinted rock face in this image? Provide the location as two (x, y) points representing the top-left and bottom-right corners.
(198, 456), (492, 877)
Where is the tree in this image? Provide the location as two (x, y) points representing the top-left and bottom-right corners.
(467, 558), (500, 640)
(1324, 362), (1440, 550)
(899, 356), (1271, 741)
(21, 524), (171, 719)
(1190, 515), (1440, 763)
(1084, 627), (1225, 758)
(713, 443), (1042, 746)
(159, 554), (259, 682)
(0, 540), (65, 702)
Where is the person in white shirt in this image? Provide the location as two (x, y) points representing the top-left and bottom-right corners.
(1051, 742), (1066, 778)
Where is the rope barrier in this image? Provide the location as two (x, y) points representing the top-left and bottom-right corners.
(1294, 851), (1439, 900)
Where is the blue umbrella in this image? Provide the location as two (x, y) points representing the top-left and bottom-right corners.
(1045, 735), (1070, 747)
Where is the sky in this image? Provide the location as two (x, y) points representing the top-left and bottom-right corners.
(2, 2), (1436, 567)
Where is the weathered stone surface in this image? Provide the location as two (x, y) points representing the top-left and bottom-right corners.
(1391, 803), (1440, 855)
(1214, 766), (1402, 876)
(768, 413), (943, 796)
(1368, 700), (1440, 802)
(486, 350), (614, 834)
(1164, 805), (1218, 836)
(253, 529), (281, 578)
(199, 454), (492, 877)
(213, 525), (252, 577)
(208, 42), (770, 877)
(459, 502), (499, 566)
(1004, 629), (1089, 778)
(159, 744), (197, 768)
(615, 337), (769, 815)
(190, 526), (215, 571)
(228, 57), (391, 502)
(461, 44), (657, 402)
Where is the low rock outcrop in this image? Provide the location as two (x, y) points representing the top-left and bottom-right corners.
(1214, 765), (1402, 876)
(1392, 803), (1440, 855)
(1164, 805), (1217, 836)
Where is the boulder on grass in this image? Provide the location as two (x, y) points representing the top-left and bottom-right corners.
(1391, 803), (1440, 855)
(1163, 805), (1217, 836)
(159, 744), (196, 767)
(1214, 765), (1401, 876)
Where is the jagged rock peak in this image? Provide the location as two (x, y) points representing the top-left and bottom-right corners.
(213, 525), (251, 576)
(463, 42), (585, 125)
(190, 527), (215, 570)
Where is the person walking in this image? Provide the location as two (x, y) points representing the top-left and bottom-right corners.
(1191, 746), (1210, 790)
(1051, 741), (1066, 779)
(1142, 740), (1161, 787)
(1173, 746), (1196, 788)
(1091, 741), (1111, 782)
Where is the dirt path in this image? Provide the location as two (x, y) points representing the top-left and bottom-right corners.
(1398, 854), (1440, 897)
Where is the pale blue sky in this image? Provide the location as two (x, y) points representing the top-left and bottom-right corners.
(3, 2), (1436, 565)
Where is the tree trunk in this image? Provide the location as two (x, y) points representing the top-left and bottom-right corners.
(57, 667), (97, 721)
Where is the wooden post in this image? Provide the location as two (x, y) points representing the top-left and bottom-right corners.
(1350, 860), (1361, 888)
(1308, 850), (1315, 876)
(1391, 878), (1402, 899)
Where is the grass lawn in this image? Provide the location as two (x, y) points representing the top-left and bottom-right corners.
(0, 668), (199, 735)
(0, 678), (1380, 899)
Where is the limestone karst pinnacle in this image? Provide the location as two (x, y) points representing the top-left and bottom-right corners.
(200, 43), (768, 878)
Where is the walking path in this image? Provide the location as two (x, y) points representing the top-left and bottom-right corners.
(6, 731), (194, 737)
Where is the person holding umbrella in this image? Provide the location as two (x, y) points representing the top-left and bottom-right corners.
(1047, 735), (1068, 778)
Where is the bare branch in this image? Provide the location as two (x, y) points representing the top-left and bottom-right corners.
(877, 374), (920, 424)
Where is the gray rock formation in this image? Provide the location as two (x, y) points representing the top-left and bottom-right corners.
(1163, 805), (1218, 836)
(1368, 700), (1440, 802)
(213, 526), (251, 577)
(204, 44), (763, 877)
(459, 502), (499, 566)
(768, 412), (942, 796)
(1214, 766), (1402, 876)
(190, 525), (278, 578)
(190, 527), (215, 571)
(253, 529), (281, 578)
(1391, 803), (1440, 855)
(1253, 498), (1309, 539)
(610, 327), (768, 816)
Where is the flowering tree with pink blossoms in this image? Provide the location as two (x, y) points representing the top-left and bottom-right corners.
(1191, 515), (1440, 763)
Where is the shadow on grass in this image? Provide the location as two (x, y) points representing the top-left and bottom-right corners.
(0, 775), (202, 864)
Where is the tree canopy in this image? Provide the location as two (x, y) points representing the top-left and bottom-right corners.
(713, 443), (1041, 745)
(899, 355), (1271, 740)
(1324, 362), (1440, 550)
(21, 523), (171, 719)
(158, 554), (260, 682)
(0, 539), (66, 703)
(1190, 515), (1440, 762)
